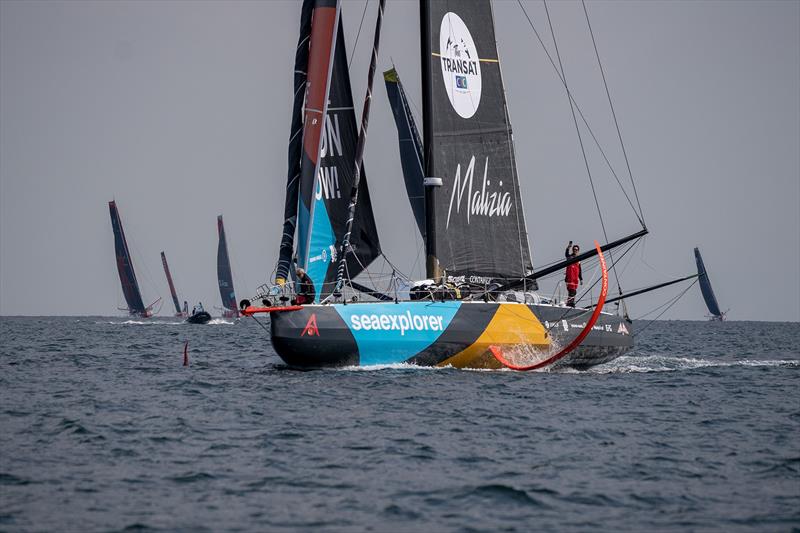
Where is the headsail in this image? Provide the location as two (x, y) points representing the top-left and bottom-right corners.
(384, 67), (426, 242)
(108, 200), (147, 316)
(217, 215), (237, 313)
(275, 0), (314, 285)
(295, 0), (381, 301)
(160, 251), (182, 315)
(421, 0), (534, 287)
(694, 247), (723, 319)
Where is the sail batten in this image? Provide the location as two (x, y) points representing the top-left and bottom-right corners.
(422, 0), (534, 285)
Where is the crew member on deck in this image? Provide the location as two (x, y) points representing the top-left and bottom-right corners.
(196, 302), (204, 313)
(183, 301), (188, 315)
(565, 241), (583, 307)
(295, 267), (315, 305)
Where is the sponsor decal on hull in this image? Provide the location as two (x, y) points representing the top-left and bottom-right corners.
(335, 302), (461, 365)
(301, 314), (319, 337)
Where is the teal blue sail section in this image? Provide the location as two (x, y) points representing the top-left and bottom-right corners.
(307, 194), (336, 301)
(334, 302), (461, 365)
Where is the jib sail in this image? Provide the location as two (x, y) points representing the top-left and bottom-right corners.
(296, 0), (381, 301)
(217, 215), (237, 312)
(160, 251), (181, 315)
(384, 67), (426, 243)
(421, 0), (534, 286)
(694, 247), (722, 318)
(108, 200), (146, 315)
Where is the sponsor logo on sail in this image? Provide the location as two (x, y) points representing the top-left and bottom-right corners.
(301, 314), (319, 337)
(439, 12), (482, 118)
(316, 114), (343, 201)
(349, 311), (445, 336)
(446, 156), (512, 228)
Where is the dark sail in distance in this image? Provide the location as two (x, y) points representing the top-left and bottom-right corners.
(422, 0), (534, 286)
(384, 67), (426, 243)
(109, 201), (146, 315)
(694, 247), (723, 318)
(217, 215), (237, 312)
(296, 0), (381, 301)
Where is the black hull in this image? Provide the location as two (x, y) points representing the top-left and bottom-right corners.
(268, 301), (632, 370)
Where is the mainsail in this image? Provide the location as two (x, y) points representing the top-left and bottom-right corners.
(422, 0), (534, 286)
(295, 0), (381, 301)
(160, 251), (182, 315)
(108, 200), (147, 315)
(694, 247), (723, 319)
(217, 215), (237, 313)
(384, 67), (426, 242)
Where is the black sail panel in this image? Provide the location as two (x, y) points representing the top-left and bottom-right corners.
(694, 247), (722, 318)
(276, 0), (314, 284)
(423, 0), (533, 285)
(108, 201), (146, 315)
(384, 67), (426, 242)
(217, 215), (237, 312)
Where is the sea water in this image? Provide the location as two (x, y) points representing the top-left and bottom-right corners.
(1, 317), (798, 532)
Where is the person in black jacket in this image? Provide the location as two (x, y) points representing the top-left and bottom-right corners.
(295, 267), (315, 305)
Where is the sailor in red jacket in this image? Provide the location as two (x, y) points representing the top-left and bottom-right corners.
(565, 241), (582, 307)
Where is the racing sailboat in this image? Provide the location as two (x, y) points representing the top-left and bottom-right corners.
(108, 200), (159, 318)
(217, 215), (239, 318)
(694, 247), (726, 321)
(161, 251), (187, 317)
(245, 0), (645, 369)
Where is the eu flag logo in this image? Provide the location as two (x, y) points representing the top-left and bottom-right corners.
(455, 75), (468, 89)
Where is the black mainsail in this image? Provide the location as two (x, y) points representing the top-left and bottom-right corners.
(295, 0), (381, 301)
(384, 67), (426, 242)
(217, 215), (238, 314)
(109, 200), (147, 316)
(421, 0), (534, 286)
(694, 247), (724, 319)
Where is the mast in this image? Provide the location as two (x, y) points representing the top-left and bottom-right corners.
(333, 0), (386, 295)
(420, 0), (440, 281)
(160, 251), (182, 315)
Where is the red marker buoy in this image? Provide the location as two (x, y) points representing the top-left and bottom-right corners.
(183, 341), (189, 367)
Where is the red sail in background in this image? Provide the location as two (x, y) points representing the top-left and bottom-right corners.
(160, 251), (182, 316)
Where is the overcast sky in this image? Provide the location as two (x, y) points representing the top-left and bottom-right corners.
(1, 0), (798, 321)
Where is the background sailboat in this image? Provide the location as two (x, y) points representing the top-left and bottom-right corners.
(217, 215), (239, 318)
(694, 247), (726, 321)
(160, 251), (187, 317)
(108, 200), (159, 318)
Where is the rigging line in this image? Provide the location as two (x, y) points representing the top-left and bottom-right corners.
(516, 0), (644, 227)
(543, 1), (624, 299)
(581, 0), (645, 226)
(348, 0), (370, 71)
(634, 279), (699, 338)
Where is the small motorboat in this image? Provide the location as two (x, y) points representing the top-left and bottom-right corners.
(186, 310), (211, 324)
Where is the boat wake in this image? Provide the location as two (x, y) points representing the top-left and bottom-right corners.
(580, 355), (800, 374)
(207, 319), (235, 325)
